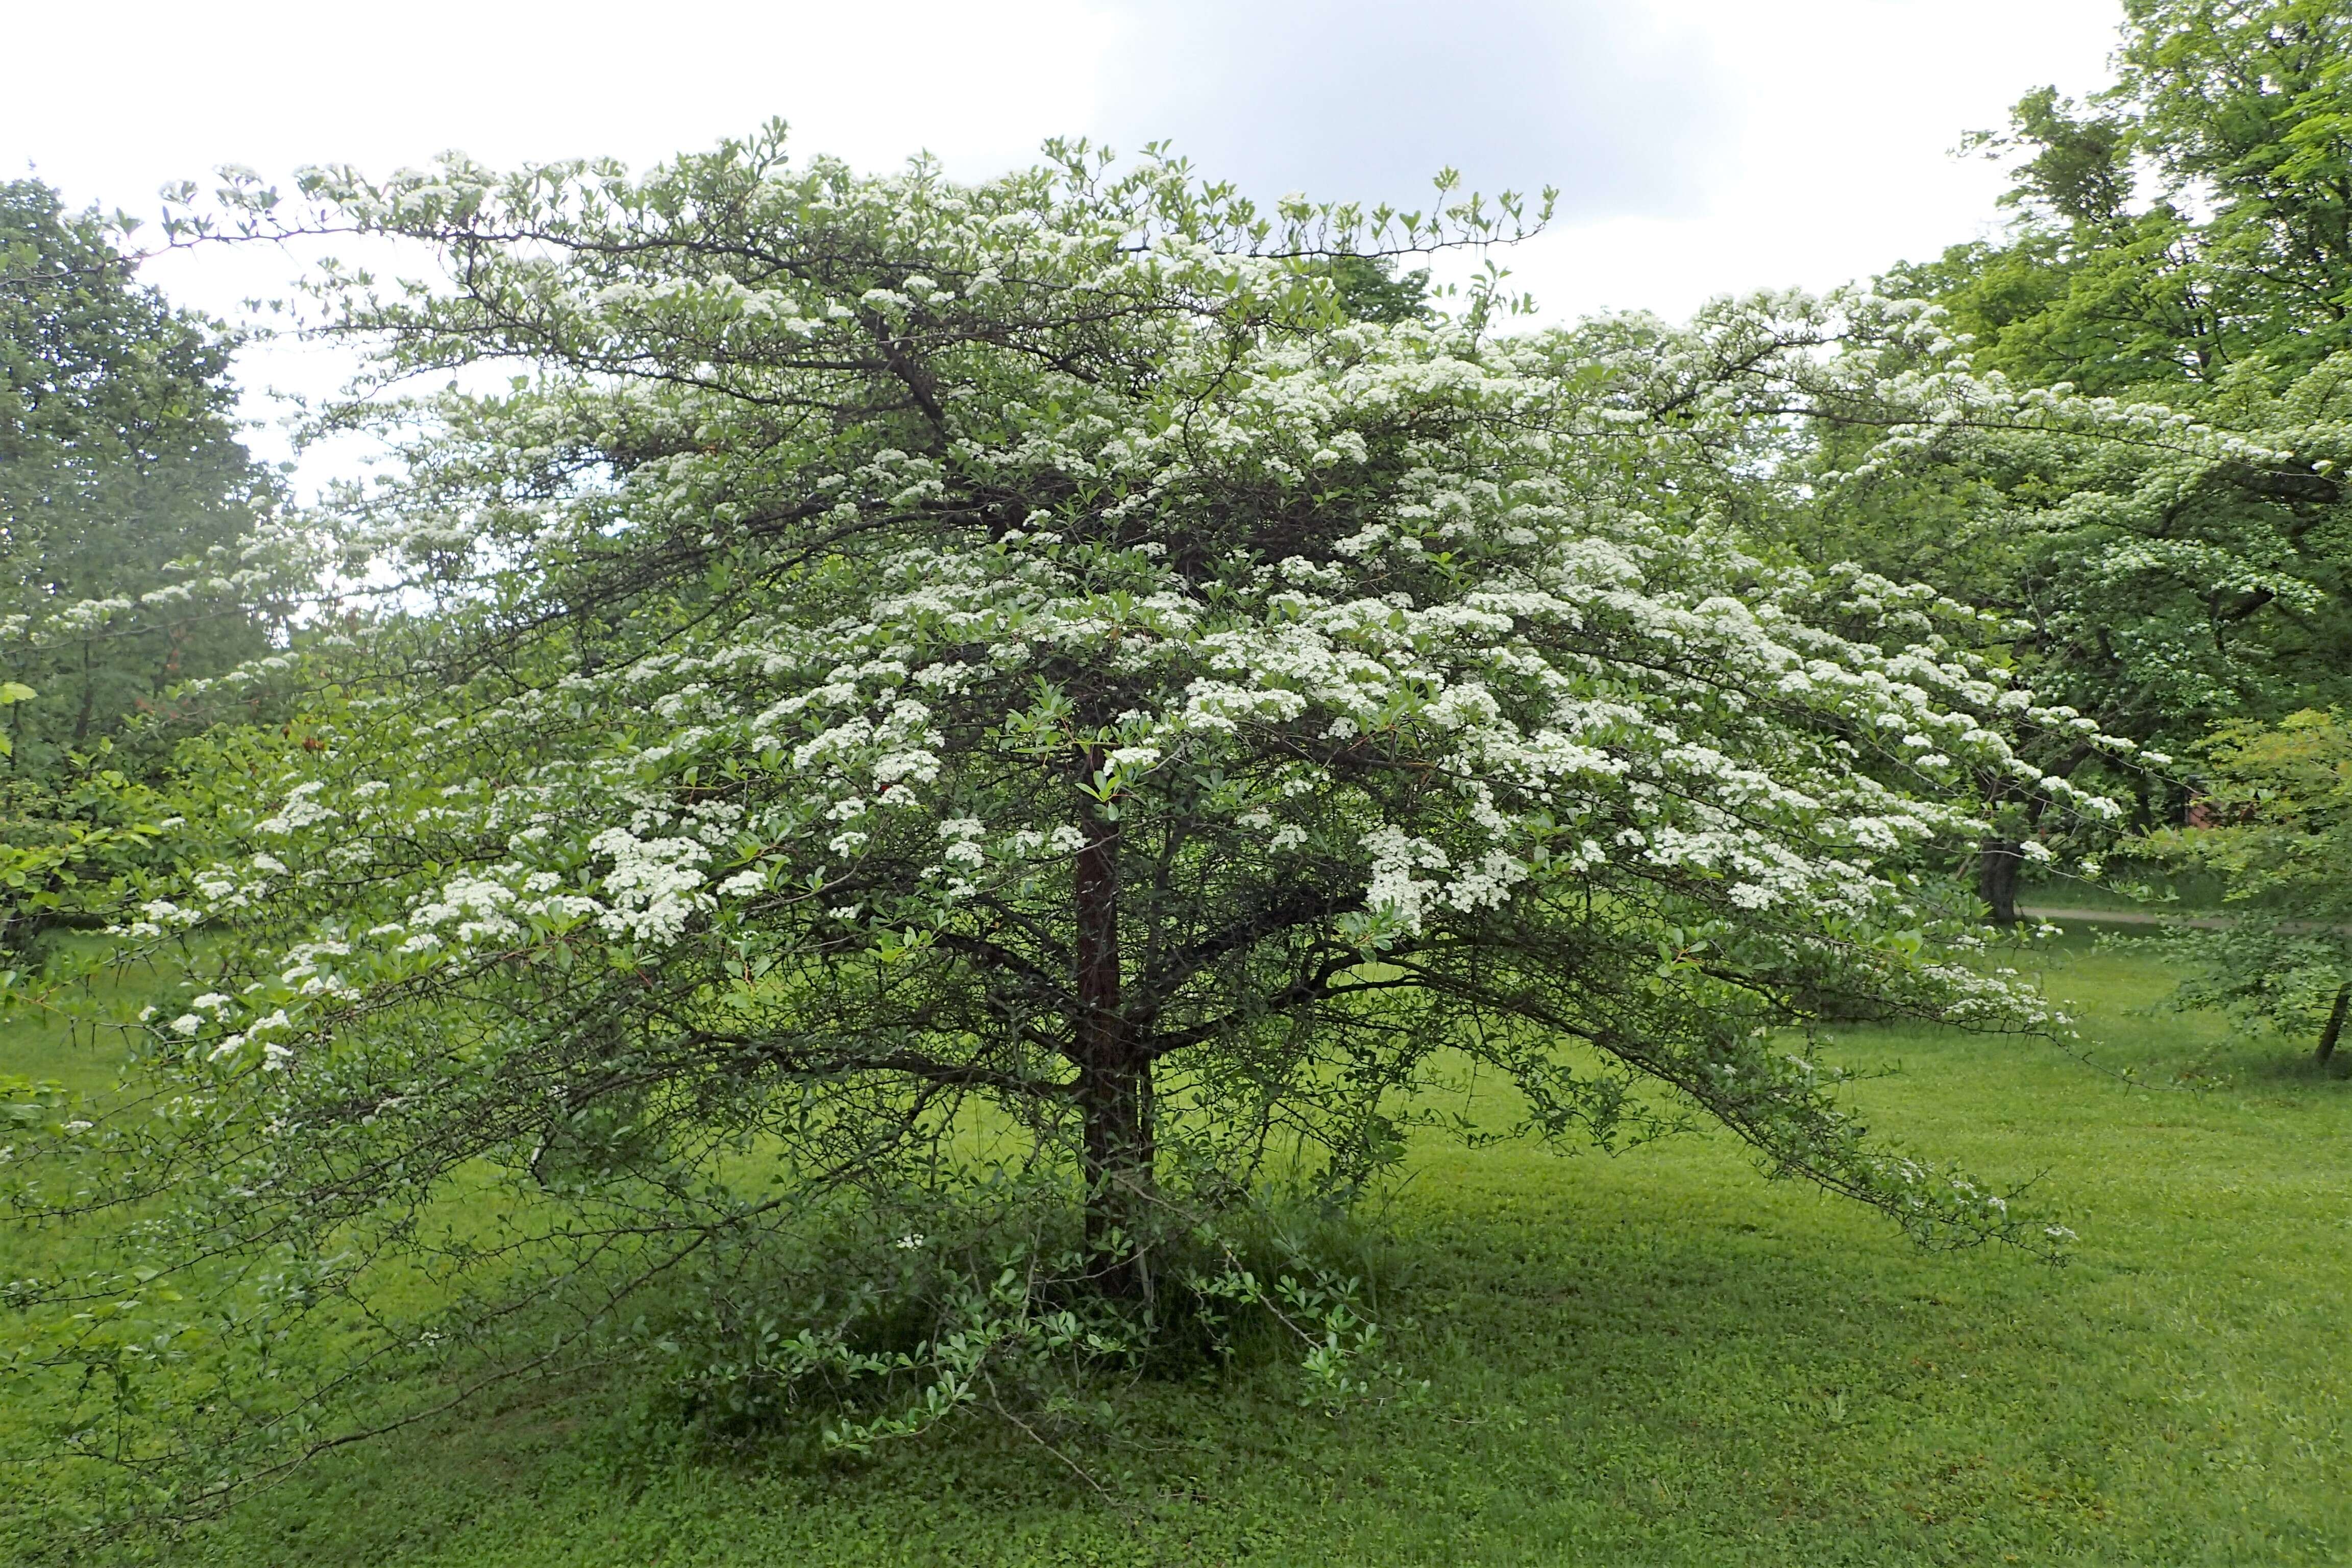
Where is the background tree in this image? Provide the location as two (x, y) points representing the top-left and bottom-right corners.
(0, 177), (280, 779)
(1769, 0), (2352, 919)
(1783, 351), (2352, 918)
(2136, 707), (2352, 1062)
(1930, 0), (2352, 393)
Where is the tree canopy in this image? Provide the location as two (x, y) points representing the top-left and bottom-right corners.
(2, 134), (2111, 1503)
(1791, 0), (2352, 918)
(1929, 0), (2352, 393)
(0, 178), (278, 774)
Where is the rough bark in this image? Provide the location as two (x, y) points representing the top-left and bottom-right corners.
(1071, 801), (1153, 1297)
(1978, 840), (2024, 925)
(2318, 983), (2350, 1066)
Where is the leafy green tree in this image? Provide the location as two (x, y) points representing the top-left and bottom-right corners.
(1324, 252), (1433, 324)
(0, 178), (278, 777)
(1784, 1), (2352, 919)
(2120, 0), (2352, 374)
(1785, 342), (2352, 916)
(2137, 707), (2352, 1061)
(4, 136), (2094, 1507)
(1924, 1), (2352, 394)
(0, 679), (166, 991)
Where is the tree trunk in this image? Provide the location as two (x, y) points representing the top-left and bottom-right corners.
(1978, 763), (2073, 926)
(2318, 983), (2350, 1066)
(70, 639), (95, 748)
(1072, 803), (1154, 1298)
(1978, 840), (2023, 925)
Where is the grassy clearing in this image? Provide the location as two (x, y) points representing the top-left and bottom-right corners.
(6, 936), (2349, 1566)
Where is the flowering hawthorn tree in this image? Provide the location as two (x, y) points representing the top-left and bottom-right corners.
(6, 132), (2113, 1494)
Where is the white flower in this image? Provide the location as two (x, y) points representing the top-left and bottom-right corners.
(255, 781), (340, 835)
(588, 829), (713, 942)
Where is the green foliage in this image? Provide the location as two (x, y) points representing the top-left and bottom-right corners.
(1867, 0), (2352, 735)
(631, 1181), (1408, 1457)
(2118, 0), (2352, 374)
(1782, 2), (2352, 922)
(1321, 253), (1433, 325)
(1981, 85), (2138, 227)
(23, 1), (2352, 1534)
(1930, 1), (2352, 391)
(0, 683), (169, 979)
(1796, 351), (2352, 752)
(2137, 707), (2352, 1057)
(0, 178), (279, 776)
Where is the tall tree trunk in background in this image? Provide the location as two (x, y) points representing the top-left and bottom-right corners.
(1978, 840), (2024, 925)
(70, 638), (95, 748)
(2318, 984), (2350, 1066)
(1071, 800), (1153, 1298)
(1980, 754), (2079, 925)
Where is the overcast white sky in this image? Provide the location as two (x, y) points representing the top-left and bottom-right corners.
(3, 0), (2124, 490)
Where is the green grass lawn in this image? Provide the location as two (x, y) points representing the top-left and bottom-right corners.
(7, 938), (2349, 1566)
